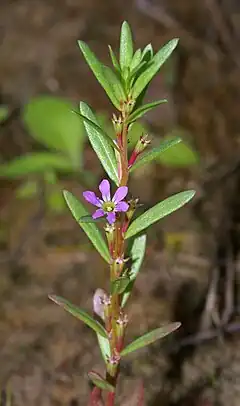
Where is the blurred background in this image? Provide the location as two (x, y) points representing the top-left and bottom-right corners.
(0, 1), (240, 405)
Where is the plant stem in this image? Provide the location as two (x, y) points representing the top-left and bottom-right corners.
(104, 109), (130, 405)
(106, 391), (115, 406)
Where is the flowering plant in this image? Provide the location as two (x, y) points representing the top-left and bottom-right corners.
(49, 22), (195, 406)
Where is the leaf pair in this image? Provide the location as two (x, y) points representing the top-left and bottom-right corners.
(49, 294), (180, 362)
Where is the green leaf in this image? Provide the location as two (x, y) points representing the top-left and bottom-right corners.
(157, 132), (199, 167)
(102, 65), (126, 103)
(0, 153), (72, 178)
(97, 333), (111, 364)
(130, 49), (142, 71)
(78, 41), (125, 110)
(111, 276), (130, 295)
(22, 96), (85, 168)
(119, 21), (134, 70)
(122, 234), (147, 307)
(63, 190), (111, 263)
(141, 44), (153, 62)
(49, 295), (108, 338)
(108, 45), (120, 71)
(121, 322), (181, 356)
(88, 371), (114, 392)
(125, 190), (196, 239)
(132, 39), (179, 99)
(80, 102), (119, 185)
(130, 61), (147, 82)
(79, 215), (103, 223)
(0, 106), (9, 123)
(74, 110), (118, 151)
(130, 137), (182, 172)
(128, 100), (167, 123)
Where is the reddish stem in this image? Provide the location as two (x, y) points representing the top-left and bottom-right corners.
(106, 392), (115, 406)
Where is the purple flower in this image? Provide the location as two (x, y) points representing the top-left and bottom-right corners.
(83, 179), (129, 224)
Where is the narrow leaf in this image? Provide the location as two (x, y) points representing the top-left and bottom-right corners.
(141, 44), (153, 62)
(88, 371), (114, 392)
(132, 39), (179, 99)
(49, 295), (108, 338)
(130, 137), (182, 172)
(108, 45), (120, 71)
(111, 276), (130, 295)
(79, 215), (103, 223)
(125, 190), (196, 239)
(0, 153), (72, 178)
(97, 333), (111, 364)
(80, 102), (119, 185)
(63, 190), (111, 263)
(102, 65), (126, 103)
(78, 41), (123, 110)
(128, 100), (167, 123)
(130, 61), (147, 82)
(120, 21), (134, 69)
(122, 234), (147, 307)
(130, 49), (142, 71)
(73, 110), (119, 151)
(121, 322), (181, 356)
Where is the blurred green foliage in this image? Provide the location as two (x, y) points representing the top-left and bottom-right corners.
(157, 128), (199, 167)
(0, 106), (9, 123)
(0, 96), (87, 213)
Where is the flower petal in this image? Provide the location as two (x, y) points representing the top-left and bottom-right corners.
(83, 191), (101, 207)
(115, 201), (129, 212)
(99, 179), (111, 202)
(112, 186), (128, 203)
(92, 209), (105, 219)
(107, 212), (116, 224)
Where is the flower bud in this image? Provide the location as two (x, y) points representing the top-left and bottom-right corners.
(107, 353), (121, 377)
(116, 313), (128, 338)
(122, 98), (135, 115)
(93, 288), (108, 320)
(128, 134), (151, 168)
(112, 114), (123, 135)
(125, 198), (139, 223)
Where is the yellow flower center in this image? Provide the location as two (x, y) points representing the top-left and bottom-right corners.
(102, 202), (115, 212)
